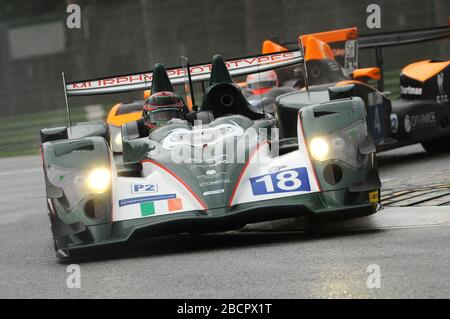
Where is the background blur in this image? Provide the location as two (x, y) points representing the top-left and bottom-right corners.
(0, 0), (449, 155)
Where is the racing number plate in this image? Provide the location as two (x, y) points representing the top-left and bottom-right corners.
(250, 167), (311, 195)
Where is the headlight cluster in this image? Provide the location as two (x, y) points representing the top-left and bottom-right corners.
(308, 120), (369, 169)
(87, 168), (111, 194)
(46, 165), (112, 212)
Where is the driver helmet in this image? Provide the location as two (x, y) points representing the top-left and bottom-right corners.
(143, 91), (186, 130)
(246, 70), (279, 95)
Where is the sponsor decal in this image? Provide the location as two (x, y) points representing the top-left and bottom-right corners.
(140, 197), (183, 217)
(404, 115), (411, 133)
(400, 86), (423, 96)
(268, 165), (288, 174)
(199, 179), (231, 187)
(390, 114), (399, 134)
(402, 112), (437, 133)
(410, 112), (436, 128)
(131, 183), (158, 194)
(67, 51), (301, 94)
(250, 167), (311, 195)
(190, 162), (220, 170)
(197, 171), (228, 179)
(369, 190), (379, 204)
(161, 123), (244, 150)
(203, 189), (225, 196)
(344, 40), (358, 72)
(118, 194), (176, 207)
(368, 93), (385, 142)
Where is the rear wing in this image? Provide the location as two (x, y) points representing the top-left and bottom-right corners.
(359, 24), (450, 90)
(271, 22), (449, 91)
(271, 24), (450, 52)
(64, 51), (303, 97)
(62, 50), (303, 126)
(298, 27), (358, 73)
(271, 27), (358, 68)
(359, 25), (450, 49)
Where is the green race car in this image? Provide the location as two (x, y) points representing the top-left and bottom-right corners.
(41, 53), (380, 259)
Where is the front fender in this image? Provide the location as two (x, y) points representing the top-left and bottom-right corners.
(42, 136), (113, 231)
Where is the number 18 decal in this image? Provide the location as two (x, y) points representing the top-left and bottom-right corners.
(250, 167), (311, 195)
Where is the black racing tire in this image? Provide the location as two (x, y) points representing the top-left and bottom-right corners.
(421, 136), (450, 154)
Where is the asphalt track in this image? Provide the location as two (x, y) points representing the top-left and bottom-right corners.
(0, 144), (449, 298)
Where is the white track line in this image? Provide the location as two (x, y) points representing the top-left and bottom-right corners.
(0, 168), (41, 177)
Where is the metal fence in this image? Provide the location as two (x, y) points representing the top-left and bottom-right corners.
(0, 0), (449, 116)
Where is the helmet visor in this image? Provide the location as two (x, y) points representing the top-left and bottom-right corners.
(144, 108), (185, 126)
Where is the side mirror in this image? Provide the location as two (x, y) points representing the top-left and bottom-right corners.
(352, 67), (381, 82)
(143, 90), (151, 100)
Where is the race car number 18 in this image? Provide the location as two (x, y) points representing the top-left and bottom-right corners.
(250, 167), (311, 195)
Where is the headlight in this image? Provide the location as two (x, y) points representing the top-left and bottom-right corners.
(309, 137), (329, 161)
(87, 168), (111, 193)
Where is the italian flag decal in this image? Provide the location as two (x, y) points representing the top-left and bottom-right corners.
(140, 197), (183, 216)
(117, 193), (184, 218)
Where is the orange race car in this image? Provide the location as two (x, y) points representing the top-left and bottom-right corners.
(260, 24), (450, 153)
(105, 23), (449, 154)
(106, 100), (144, 153)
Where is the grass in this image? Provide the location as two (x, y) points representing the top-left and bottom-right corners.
(0, 106), (88, 158)
(383, 69), (401, 99)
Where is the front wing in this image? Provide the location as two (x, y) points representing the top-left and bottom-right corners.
(53, 188), (379, 258)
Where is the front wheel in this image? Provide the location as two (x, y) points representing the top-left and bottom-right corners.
(421, 136), (450, 153)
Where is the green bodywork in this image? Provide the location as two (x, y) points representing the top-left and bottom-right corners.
(40, 56), (380, 258)
(63, 191), (376, 258)
(42, 98), (379, 259)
